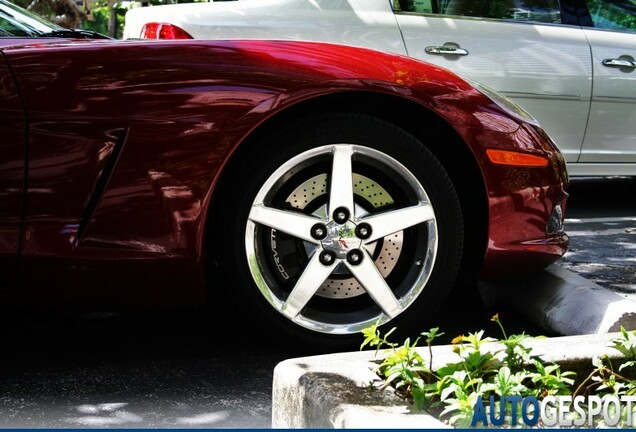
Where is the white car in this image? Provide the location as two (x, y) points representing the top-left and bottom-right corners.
(124, 0), (636, 177)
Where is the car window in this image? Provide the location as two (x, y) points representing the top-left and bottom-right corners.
(0, 14), (31, 36)
(396, 0), (562, 24)
(0, 0), (59, 36)
(584, 0), (636, 32)
(0, 13), (49, 36)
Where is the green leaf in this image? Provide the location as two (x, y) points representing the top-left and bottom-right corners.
(421, 327), (445, 345)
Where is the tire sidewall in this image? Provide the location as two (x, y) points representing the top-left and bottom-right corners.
(214, 113), (464, 350)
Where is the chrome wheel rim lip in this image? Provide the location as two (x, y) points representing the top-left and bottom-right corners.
(245, 144), (438, 335)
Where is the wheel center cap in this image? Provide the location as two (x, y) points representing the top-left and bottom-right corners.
(320, 221), (361, 259)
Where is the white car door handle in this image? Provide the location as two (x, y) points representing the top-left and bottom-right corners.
(425, 46), (469, 56)
(602, 58), (636, 69)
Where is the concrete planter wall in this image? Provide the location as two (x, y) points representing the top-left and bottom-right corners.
(272, 333), (626, 428)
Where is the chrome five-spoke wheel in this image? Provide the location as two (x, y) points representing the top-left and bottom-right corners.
(246, 144), (438, 334)
(215, 114), (463, 349)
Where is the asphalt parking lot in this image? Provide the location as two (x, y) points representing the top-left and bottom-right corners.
(0, 176), (633, 428)
(559, 177), (636, 298)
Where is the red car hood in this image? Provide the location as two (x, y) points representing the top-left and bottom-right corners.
(0, 37), (108, 51)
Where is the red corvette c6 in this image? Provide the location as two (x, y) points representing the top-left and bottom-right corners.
(0, 37), (568, 349)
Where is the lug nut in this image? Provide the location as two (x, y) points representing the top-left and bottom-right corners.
(355, 223), (372, 240)
(311, 223), (328, 240)
(319, 250), (336, 266)
(346, 249), (363, 265)
(333, 207), (350, 224)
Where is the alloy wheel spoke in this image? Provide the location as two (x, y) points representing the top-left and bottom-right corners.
(346, 251), (402, 319)
(328, 145), (355, 217)
(282, 252), (335, 319)
(249, 205), (323, 243)
(359, 202), (434, 243)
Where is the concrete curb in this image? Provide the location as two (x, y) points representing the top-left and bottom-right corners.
(272, 333), (625, 428)
(271, 349), (448, 429)
(480, 265), (636, 335)
(272, 266), (636, 428)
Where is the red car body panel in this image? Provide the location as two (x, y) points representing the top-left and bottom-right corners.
(0, 39), (567, 307)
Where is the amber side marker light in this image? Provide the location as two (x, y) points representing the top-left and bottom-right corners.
(140, 22), (194, 39)
(486, 149), (549, 167)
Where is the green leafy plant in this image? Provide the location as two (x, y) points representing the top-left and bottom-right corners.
(362, 320), (636, 427)
(575, 327), (636, 400)
(361, 314), (580, 427)
(362, 323), (438, 411)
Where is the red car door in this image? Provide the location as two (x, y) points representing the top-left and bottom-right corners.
(0, 51), (25, 288)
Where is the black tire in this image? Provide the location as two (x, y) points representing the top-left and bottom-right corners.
(212, 113), (464, 352)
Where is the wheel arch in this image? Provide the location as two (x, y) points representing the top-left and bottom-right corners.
(205, 91), (488, 287)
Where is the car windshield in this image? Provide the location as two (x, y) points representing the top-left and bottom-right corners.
(0, 0), (62, 36)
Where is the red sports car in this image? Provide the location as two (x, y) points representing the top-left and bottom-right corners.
(0, 7), (568, 349)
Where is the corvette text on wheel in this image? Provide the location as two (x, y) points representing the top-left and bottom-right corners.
(0, 31), (568, 349)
